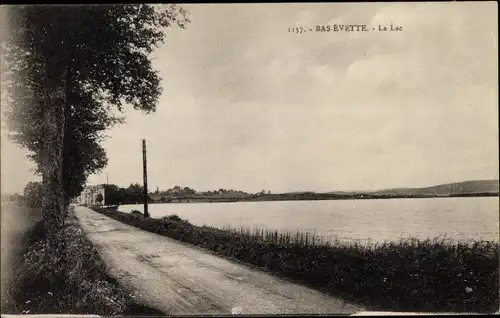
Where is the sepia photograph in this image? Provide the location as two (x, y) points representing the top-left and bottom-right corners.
(1, 2), (498, 316)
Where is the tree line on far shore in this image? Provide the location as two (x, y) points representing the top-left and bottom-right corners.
(14, 181), (270, 207)
(104, 184), (270, 205)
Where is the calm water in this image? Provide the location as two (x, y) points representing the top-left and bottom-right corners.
(119, 197), (499, 243)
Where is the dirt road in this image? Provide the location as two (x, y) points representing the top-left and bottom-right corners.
(74, 205), (364, 315)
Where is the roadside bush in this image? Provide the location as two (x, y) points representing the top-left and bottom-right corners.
(164, 214), (183, 222)
(130, 210), (143, 218)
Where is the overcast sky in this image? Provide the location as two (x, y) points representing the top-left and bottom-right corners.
(1, 2), (498, 194)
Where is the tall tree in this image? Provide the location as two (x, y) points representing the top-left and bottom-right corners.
(103, 184), (122, 206)
(2, 5), (190, 231)
(23, 181), (43, 208)
(61, 86), (121, 208)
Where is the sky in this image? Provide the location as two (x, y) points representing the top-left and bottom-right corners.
(1, 2), (498, 194)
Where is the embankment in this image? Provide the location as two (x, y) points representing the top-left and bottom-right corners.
(1, 204), (166, 316)
(1, 203), (42, 311)
(92, 206), (499, 313)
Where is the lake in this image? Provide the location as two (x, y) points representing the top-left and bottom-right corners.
(118, 197), (499, 243)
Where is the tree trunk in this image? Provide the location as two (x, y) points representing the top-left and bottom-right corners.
(61, 69), (74, 219)
(40, 66), (68, 234)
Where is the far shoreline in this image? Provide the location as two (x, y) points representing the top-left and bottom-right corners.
(117, 192), (499, 206)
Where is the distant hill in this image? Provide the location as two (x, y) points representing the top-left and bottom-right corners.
(366, 180), (499, 197)
(144, 179), (498, 204)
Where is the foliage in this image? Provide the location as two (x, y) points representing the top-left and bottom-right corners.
(93, 206), (500, 313)
(103, 183), (155, 205)
(104, 183), (270, 203)
(3, 4), (191, 118)
(23, 181), (43, 208)
(2, 5), (190, 226)
(95, 193), (104, 204)
(130, 210), (144, 218)
(152, 185), (252, 199)
(61, 88), (121, 204)
(102, 184), (122, 205)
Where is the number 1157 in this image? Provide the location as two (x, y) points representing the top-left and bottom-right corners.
(288, 26), (305, 34)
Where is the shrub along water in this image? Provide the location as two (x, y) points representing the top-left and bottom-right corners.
(93, 207), (499, 313)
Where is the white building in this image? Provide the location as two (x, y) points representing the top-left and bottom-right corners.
(77, 185), (105, 206)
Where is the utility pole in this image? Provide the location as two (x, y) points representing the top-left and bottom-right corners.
(142, 139), (149, 218)
(106, 173), (109, 185)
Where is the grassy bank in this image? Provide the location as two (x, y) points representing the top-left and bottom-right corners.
(1, 205), (166, 316)
(93, 206), (499, 313)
